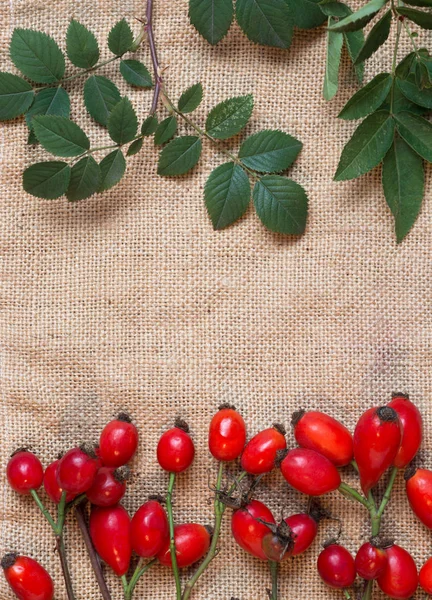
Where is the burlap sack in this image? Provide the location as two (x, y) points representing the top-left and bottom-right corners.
(1, 1), (431, 598)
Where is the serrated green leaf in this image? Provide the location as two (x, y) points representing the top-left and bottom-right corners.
(238, 130), (302, 173)
(141, 115), (158, 136)
(189, 0), (234, 45)
(394, 111), (432, 161)
(397, 77), (432, 108)
(344, 31), (365, 83)
(23, 161), (71, 199)
(178, 83), (203, 113)
(323, 17), (344, 101)
(235, 0), (294, 48)
(107, 97), (138, 145)
(354, 10), (391, 65)
(338, 73), (392, 120)
(84, 75), (121, 127)
(120, 60), (153, 88)
(108, 19), (134, 56)
(334, 110), (395, 180)
(25, 87), (70, 131)
(319, 1), (352, 17)
(0, 72), (34, 120)
(253, 175), (308, 234)
(286, 0), (326, 28)
(206, 95), (253, 139)
(66, 20), (99, 69)
(154, 116), (177, 145)
(158, 135), (202, 176)
(127, 138), (144, 156)
(33, 115), (90, 157)
(99, 149), (126, 191)
(66, 156), (100, 201)
(382, 137), (424, 242)
(205, 162), (250, 229)
(328, 0), (387, 32)
(10, 28), (65, 83)
(397, 6), (432, 28)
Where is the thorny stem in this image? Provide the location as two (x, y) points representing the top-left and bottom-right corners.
(269, 561), (279, 600)
(166, 472), (182, 600)
(145, 0), (162, 114)
(74, 501), (113, 600)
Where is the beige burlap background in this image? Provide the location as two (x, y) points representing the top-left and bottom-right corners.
(1, 1), (432, 598)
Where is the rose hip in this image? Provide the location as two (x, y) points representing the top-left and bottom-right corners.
(405, 467), (432, 529)
(157, 523), (210, 568)
(317, 544), (356, 589)
(280, 448), (341, 496)
(231, 500), (275, 560)
(86, 466), (129, 507)
(261, 513), (318, 562)
(377, 544), (418, 599)
(355, 541), (387, 580)
(43, 460), (75, 504)
(89, 504), (131, 576)
(2, 553), (54, 600)
(388, 393), (422, 468)
(7, 451), (44, 495)
(157, 419), (195, 473)
(131, 499), (169, 558)
(420, 557), (432, 594)
(208, 405), (246, 462)
(99, 414), (138, 468)
(240, 425), (286, 475)
(57, 446), (99, 494)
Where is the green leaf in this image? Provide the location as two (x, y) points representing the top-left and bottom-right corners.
(107, 97), (138, 145)
(120, 60), (153, 88)
(238, 130), (302, 173)
(397, 77), (432, 109)
(319, 1), (352, 18)
(10, 28), (65, 83)
(206, 95), (253, 139)
(235, 0), (294, 48)
(328, 0), (387, 32)
(334, 110), (395, 180)
(99, 149), (126, 191)
(344, 31), (365, 83)
(127, 138), (144, 156)
(23, 161), (71, 199)
(286, 0), (326, 28)
(323, 18), (344, 101)
(66, 20), (99, 68)
(189, 0), (234, 45)
(66, 156), (100, 201)
(158, 135), (202, 176)
(178, 83), (203, 113)
(25, 87), (70, 131)
(403, 0), (432, 5)
(354, 10), (391, 65)
(338, 73), (392, 120)
(108, 19), (134, 56)
(381, 84), (428, 115)
(394, 111), (432, 161)
(84, 75), (121, 127)
(396, 52), (417, 79)
(32, 115), (90, 157)
(141, 115), (158, 136)
(253, 175), (308, 234)
(0, 72), (34, 120)
(205, 162), (250, 229)
(397, 6), (432, 28)
(382, 137), (424, 242)
(154, 116), (177, 145)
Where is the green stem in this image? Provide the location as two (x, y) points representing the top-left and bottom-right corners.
(269, 561), (279, 600)
(30, 489), (57, 530)
(401, 18), (421, 57)
(390, 6), (403, 115)
(338, 483), (371, 509)
(126, 559), (156, 599)
(166, 472), (182, 600)
(377, 466), (398, 517)
(121, 575), (129, 597)
(343, 590), (352, 600)
(362, 579), (374, 600)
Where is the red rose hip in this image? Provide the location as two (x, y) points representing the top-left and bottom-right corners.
(43, 460), (75, 504)
(57, 446), (99, 494)
(7, 451), (43, 495)
(388, 393), (422, 468)
(405, 467), (432, 529)
(240, 425), (286, 475)
(231, 500), (275, 560)
(131, 499), (169, 558)
(2, 553), (54, 600)
(208, 405), (246, 462)
(89, 504), (131, 576)
(377, 544), (418, 599)
(99, 414), (138, 468)
(157, 419), (195, 473)
(317, 544), (356, 589)
(261, 513), (318, 562)
(157, 523), (210, 568)
(355, 541), (387, 580)
(86, 466), (129, 507)
(420, 557), (432, 594)
(280, 448), (341, 496)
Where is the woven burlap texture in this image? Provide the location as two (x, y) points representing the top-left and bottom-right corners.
(1, 1), (432, 598)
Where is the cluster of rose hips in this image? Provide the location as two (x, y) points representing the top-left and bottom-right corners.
(4, 396), (432, 600)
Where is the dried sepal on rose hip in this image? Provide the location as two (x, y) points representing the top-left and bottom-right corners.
(405, 465), (432, 529)
(57, 444), (100, 494)
(208, 404), (246, 462)
(240, 424), (286, 475)
(157, 523), (211, 568)
(231, 499), (275, 561)
(89, 504), (132, 576)
(86, 465), (130, 507)
(7, 449), (44, 495)
(99, 413), (138, 468)
(377, 543), (418, 599)
(317, 542), (356, 590)
(2, 553), (54, 600)
(388, 393), (423, 468)
(157, 418), (195, 473)
(131, 497), (169, 558)
(279, 447), (341, 496)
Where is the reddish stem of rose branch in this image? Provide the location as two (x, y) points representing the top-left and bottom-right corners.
(146, 0), (162, 114)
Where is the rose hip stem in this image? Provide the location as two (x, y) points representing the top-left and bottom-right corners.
(74, 501), (112, 600)
(122, 558), (156, 600)
(166, 472), (182, 600)
(145, 0), (162, 115)
(269, 560), (279, 600)
(30, 490), (75, 600)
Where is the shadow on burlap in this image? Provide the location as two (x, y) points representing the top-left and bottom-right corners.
(0, 0), (432, 598)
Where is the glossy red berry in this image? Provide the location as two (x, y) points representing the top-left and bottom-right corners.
(131, 499), (169, 558)
(208, 405), (246, 462)
(231, 500), (275, 560)
(261, 513), (318, 562)
(89, 504), (131, 576)
(2, 553), (54, 600)
(284, 513), (318, 556)
(157, 523), (210, 568)
(405, 467), (432, 529)
(7, 451), (44, 495)
(99, 414), (138, 468)
(355, 541), (387, 580)
(240, 425), (286, 475)
(43, 460), (75, 504)
(317, 544), (356, 589)
(419, 557), (432, 594)
(292, 410), (353, 467)
(377, 544), (418, 599)
(353, 406), (402, 495)
(157, 420), (195, 473)
(86, 466), (129, 507)
(388, 393), (422, 469)
(57, 446), (99, 495)
(280, 448), (341, 496)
